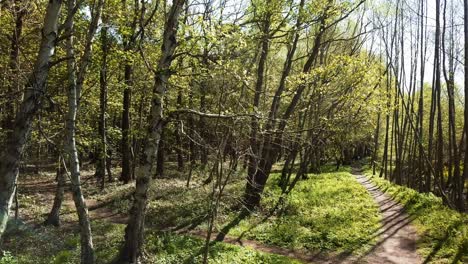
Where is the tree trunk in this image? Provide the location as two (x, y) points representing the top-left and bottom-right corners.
(3, 0), (25, 130)
(63, 0), (103, 260)
(121, 64), (133, 183)
(176, 90), (184, 170)
(0, 0), (62, 241)
(244, 2), (326, 208)
(155, 130), (164, 178)
(462, 0), (468, 211)
(44, 156), (66, 226)
(116, 0), (185, 262)
(95, 20), (109, 189)
(372, 113), (381, 175)
(246, 13), (271, 199)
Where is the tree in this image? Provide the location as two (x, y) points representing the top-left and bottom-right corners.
(0, 0), (63, 241)
(116, 0), (186, 262)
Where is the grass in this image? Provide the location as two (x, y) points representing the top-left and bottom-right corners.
(6, 162), (428, 263)
(2, 220), (301, 264)
(145, 232), (302, 264)
(362, 165), (468, 263)
(225, 170), (382, 254)
(2, 165), (301, 263)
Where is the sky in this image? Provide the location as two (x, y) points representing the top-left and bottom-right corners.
(368, 0), (465, 93)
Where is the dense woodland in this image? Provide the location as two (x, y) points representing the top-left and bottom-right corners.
(0, 0), (467, 263)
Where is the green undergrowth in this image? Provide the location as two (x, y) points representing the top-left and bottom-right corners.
(362, 165), (468, 263)
(4, 165), (299, 263)
(2, 220), (300, 263)
(145, 232), (302, 264)
(224, 170), (381, 254)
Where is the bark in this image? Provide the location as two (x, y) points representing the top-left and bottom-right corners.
(0, 0), (62, 241)
(119, 0), (145, 184)
(3, 0), (26, 130)
(95, 20), (109, 189)
(246, 12), (271, 198)
(442, 0), (462, 208)
(372, 113), (381, 175)
(244, 1), (326, 208)
(44, 156), (66, 226)
(116, 0), (185, 262)
(176, 90), (184, 170)
(417, 0), (426, 191)
(462, 0), (468, 211)
(63, 0), (104, 261)
(121, 64), (133, 183)
(434, 0), (444, 192)
(155, 130), (164, 178)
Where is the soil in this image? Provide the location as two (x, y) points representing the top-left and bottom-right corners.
(185, 169), (423, 264)
(13, 168), (422, 264)
(351, 168), (421, 264)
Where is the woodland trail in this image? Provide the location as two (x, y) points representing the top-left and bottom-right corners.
(187, 230), (344, 264)
(62, 193), (128, 225)
(17, 169), (423, 263)
(351, 167), (422, 264)
(59, 170), (424, 264)
(186, 169), (423, 264)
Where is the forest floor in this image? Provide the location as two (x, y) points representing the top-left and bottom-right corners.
(1, 163), (467, 263)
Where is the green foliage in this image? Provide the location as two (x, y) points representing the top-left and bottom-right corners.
(363, 167), (468, 263)
(0, 251), (18, 264)
(228, 171), (381, 253)
(52, 250), (74, 264)
(146, 232), (302, 264)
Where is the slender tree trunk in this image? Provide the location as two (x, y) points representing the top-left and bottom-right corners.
(462, 0), (468, 211)
(116, 1), (185, 262)
(63, 0), (103, 260)
(246, 13), (271, 201)
(44, 156), (66, 226)
(0, 0), (63, 241)
(434, 0), (444, 193)
(95, 21), (109, 189)
(244, 3), (327, 208)
(176, 89), (184, 170)
(121, 64), (133, 183)
(3, 0), (25, 130)
(417, 0), (426, 192)
(155, 130), (164, 178)
(373, 113), (381, 175)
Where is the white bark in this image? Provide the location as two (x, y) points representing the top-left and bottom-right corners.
(63, 0), (104, 262)
(0, 0), (62, 241)
(117, 0), (185, 262)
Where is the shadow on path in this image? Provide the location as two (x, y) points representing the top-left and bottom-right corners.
(350, 167), (422, 264)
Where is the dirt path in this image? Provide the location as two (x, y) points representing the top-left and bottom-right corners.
(62, 193), (128, 225)
(182, 169), (424, 264)
(352, 168), (421, 264)
(16, 168), (422, 263)
(186, 230), (350, 264)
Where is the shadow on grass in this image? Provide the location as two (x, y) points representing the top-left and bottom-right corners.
(422, 219), (466, 264)
(215, 208), (251, 241)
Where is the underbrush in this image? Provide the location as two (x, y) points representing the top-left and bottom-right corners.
(363, 166), (468, 263)
(225, 171), (381, 254)
(145, 232), (302, 263)
(2, 221), (300, 264)
(3, 164), (386, 263)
